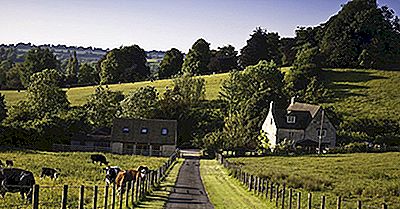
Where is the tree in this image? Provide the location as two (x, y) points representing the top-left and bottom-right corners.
(158, 48), (183, 79)
(78, 63), (99, 85)
(100, 45), (149, 84)
(121, 86), (159, 119)
(0, 93), (6, 122)
(65, 51), (79, 85)
(239, 28), (281, 68)
(19, 47), (60, 87)
(280, 37), (297, 66)
(5, 64), (23, 90)
(182, 38), (212, 75)
(208, 45), (238, 73)
(84, 86), (124, 128)
(220, 60), (286, 150)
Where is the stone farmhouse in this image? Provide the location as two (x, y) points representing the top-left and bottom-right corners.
(262, 99), (336, 151)
(66, 118), (177, 156)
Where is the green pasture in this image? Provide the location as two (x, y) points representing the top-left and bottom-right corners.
(0, 150), (167, 208)
(1, 68), (400, 121)
(228, 152), (400, 208)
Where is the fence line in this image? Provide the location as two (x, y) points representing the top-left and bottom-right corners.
(215, 153), (390, 209)
(0, 151), (178, 209)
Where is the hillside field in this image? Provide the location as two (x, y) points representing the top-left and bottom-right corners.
(1, 68), (399, 120)
(228, 152), (400, 208)
(0, 150), (167, 208)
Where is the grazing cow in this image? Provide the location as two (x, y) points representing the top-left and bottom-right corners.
(0, 168), (35, 202)
(40, 167), (59, 180)
(115, 166), (149, 194)
(5, 160), (13, 167)
(103, 166), (121, 185)
(90, 154), (109, 166)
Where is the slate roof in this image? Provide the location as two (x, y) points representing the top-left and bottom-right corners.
(272, 102), (320, 130)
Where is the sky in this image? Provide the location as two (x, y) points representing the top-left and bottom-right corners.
(1, 0), (399, 52)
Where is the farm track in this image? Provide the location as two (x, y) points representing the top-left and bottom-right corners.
(165, 150), (214, 209)
(200, 159), (275, 209)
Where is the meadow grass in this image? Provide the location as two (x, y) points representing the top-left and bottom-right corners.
(200, 159), (275, 209)
(228, 152), (400, 208)
(0, 150), (167, 208)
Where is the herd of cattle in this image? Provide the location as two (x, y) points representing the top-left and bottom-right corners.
(0, 154), (149, 202)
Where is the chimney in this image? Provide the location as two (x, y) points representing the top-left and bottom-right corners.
(291, 97), (295, 105)
(269, 101), (274, 111)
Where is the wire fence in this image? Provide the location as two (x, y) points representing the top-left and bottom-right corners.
(216, 153), (390, 209)
(0, 151), (178, 209)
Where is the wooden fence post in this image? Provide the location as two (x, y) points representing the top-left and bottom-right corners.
(104, 185), (109, 209)
(289, 188), (292, 209)
(308, 193), (312, 209)
(357, 200), (362, 209)
(248, 175), (253, 191)
(125, 182), (130, 208)
(265, 180), (269, 199)
(93, 185), (98, 209)
(119, 185), (123, 209)
(282, 184), (286, 209)
(321, 195), (325, 209)
(112, 184), (116, 209)
(382, 203), (388, 209)
(135, 177), (140, 202)
(79, 185), (84, 209)
(269, 182), (274, 201)
(131, 180), (135, 207)
(337, 196), (341, 209)
(61, 185), (68, 209)
(32, 184), (39, 209)
(297, 192), (301, 209)
(276, 184), (280, 207)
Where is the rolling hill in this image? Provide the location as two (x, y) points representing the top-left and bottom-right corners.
(1, 68), (399, 121)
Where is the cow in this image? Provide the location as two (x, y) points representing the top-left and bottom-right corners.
(103, 166), (121, 185)
(5, 160), (13, 167)
(0, 168), (35, 202)
(40, 167), (60, 180)
(90, 154), (109, 166)
(115, 166), (149, 194)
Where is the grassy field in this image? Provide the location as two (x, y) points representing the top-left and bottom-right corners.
(228, 152), (400, 208)
(1, 68), (399, 121)
(0, 150), (167, 208)
(200, 159), (275, 209)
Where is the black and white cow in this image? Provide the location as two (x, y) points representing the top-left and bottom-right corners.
(0, 168), (35, 202)
(5, 160), (13, 167)
(90, 154), (109, 166)
(40, 167), (60, 180)
(103, 166), (121, 185)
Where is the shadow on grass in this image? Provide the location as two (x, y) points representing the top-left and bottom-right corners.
(322, 69), (387, 83)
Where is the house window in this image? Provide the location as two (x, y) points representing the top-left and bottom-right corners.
(141, 128), (148, 134)
(161, 128), (168, 136)
(317, 129), (327, 137)
(270, 118), (273, 125)
(287, 116), (296, 123)
(122, 127), (129, 133)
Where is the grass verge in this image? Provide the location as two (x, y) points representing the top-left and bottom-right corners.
(136, 158), (183, 209)
(200, 159), (275, 209)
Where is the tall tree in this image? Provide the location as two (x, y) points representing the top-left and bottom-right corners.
(239, 28), (281, 68)
(121, 86), (159, 119)
(65, 51), (79, 85)
(19, 47), (60, 87)
(99, 45), (149, 84)
(182, 38), (212, 75)
(78, 63), (99, 85)
(208, 45), (238, 73)
(0, 93), (6, 122)
(84, 86), (124, 128)
(158, 48), (183, 79)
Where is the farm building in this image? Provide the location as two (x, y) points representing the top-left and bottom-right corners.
(61, 118), (177, 156)
(262, 98), (336, 151)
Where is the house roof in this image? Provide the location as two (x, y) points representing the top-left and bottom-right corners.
(287, 103), (320, 117)
(272, 102), (321, 130)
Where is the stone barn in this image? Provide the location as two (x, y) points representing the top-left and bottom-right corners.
(110, 118), (178, 156)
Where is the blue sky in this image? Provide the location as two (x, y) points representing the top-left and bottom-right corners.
(1, 0), (399, 52)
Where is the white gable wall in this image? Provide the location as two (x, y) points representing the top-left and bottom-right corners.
(262, 105), (278, 148)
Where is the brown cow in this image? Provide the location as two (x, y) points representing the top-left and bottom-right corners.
(115, 166), (149, 194)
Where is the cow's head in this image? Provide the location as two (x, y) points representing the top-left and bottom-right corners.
(104, 166), (121, 185)
(137, 166), (149, 178)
